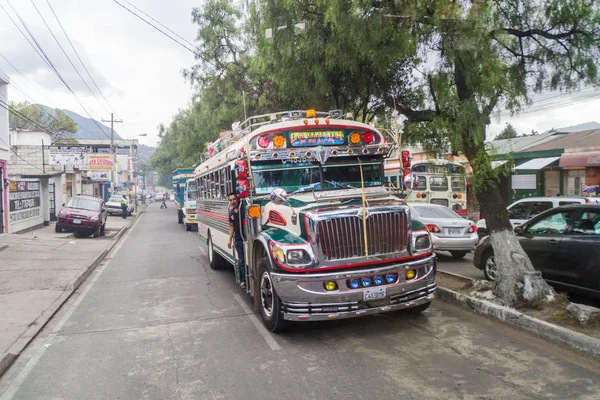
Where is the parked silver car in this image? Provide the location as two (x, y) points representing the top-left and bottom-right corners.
(409, 203), (479, 259)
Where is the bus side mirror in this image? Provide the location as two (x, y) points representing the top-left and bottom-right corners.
(403, 173), (415, 190)
(269, 188), (288, 205)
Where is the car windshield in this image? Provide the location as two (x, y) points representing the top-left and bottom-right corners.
(413, 205), (459, 219)
(108, 196), (122, 202)
(66, 198), (100, 212)
(252, 162), (383, 195)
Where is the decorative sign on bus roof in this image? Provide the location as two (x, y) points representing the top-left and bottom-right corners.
(289, 131), (345, 147)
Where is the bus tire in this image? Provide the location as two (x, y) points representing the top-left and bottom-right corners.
(208, 234), (223, 270)
(185, 224), (191, 232)
(258, 260), (286, 332)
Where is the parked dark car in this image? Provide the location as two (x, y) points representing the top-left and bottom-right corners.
(56, 195), (107, 238)
(473, 204), (600, 299)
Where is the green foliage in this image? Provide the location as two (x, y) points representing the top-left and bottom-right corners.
(8, 101), (78, 143)
(496, 123), (518, 140)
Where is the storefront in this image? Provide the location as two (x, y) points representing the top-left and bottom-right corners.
(559, 151), (600, 196)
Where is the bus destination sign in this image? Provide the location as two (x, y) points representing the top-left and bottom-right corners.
(289, 131), (345, 147)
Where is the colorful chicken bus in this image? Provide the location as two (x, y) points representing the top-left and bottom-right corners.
(194, 110), (436, 332)
(385, 160), (468, 217)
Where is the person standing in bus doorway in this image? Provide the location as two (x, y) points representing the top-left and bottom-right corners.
(227, 192), (245, 288)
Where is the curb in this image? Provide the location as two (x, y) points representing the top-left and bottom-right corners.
(0, 225), (131, 378)
(437, 286), (600, 357)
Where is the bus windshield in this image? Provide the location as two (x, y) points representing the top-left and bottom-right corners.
(187, 181), (197, 200)
(253, 161), (383, 195)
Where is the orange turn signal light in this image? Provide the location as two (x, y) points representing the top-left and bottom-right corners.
(248, 205), (261, 219)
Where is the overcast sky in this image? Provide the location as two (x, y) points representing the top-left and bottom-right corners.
(1, 0), (599, 148)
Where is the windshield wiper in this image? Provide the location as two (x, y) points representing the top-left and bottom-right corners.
(324, 180), (354, 189)
(289, 182), (321, 195)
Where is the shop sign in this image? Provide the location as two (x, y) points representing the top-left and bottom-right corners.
(86, 154), (114, 170)
(8, 180), (41, 223)
(48, 146), (87, 167)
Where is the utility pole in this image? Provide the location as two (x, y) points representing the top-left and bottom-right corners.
(102, 113), (122, 195)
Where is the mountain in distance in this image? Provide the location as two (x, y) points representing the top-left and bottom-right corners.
(39, 104), (122, 140)
(553, 121), (600, 133)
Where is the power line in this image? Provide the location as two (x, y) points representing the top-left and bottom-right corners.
(111, 0), (218, 69)
(120, 0), (197, 50)
(29, 0), (111, 115)
(0, 133), (44, 173)
(0, 98), (55, 135)
(0, 54), (98, 138)
(3, 1), (113, 140)
(43, 0), (115, 114)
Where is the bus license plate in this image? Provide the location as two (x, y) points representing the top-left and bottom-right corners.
(73, 219), (82, 224)
(364, 287), (386, 301)
(449, 228), (461, 235)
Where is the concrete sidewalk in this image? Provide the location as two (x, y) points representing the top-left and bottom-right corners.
(0, 206), (146, 376)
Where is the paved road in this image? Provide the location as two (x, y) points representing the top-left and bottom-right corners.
(434, 252), (484, 280)
(2, 203), (600, 400)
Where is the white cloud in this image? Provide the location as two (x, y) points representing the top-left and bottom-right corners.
(0, 0), (200, 146)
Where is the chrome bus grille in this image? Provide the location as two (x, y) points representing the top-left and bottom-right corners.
(314, 212), (408, 261)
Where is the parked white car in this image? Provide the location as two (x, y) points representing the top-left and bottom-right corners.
(476, 196), (600, 237)
(409, 203), (479, 259)
(105, 195), (134, 216)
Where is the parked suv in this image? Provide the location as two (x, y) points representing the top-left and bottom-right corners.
(473, 204), (600, 299)
(476, 196), (600, 238)
(56, 195), (107, 238)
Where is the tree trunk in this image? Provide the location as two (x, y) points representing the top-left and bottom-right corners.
(463, 130), (556, 307)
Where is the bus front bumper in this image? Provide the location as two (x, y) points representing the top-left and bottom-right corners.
(270, 254), (436, 322)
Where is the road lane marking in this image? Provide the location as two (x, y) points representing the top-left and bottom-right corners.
(233, 294), (281, 351)
(0, 214), (144, 400)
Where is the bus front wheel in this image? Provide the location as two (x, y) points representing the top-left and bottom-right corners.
(258, 260), (286, 332)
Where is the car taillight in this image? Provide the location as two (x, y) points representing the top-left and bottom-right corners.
(426, 224), (441, 233)
(468, 225), (478, 233)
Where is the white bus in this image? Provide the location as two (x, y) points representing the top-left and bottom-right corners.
(194, 109), (436, 332)
(385, 160), (468, 217)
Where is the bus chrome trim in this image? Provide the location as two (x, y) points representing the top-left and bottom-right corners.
(270, 254), (435, 306)
(305, 205), (410, 265)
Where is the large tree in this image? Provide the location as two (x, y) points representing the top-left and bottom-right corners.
(8, 101), (77, 143)
(373, 0), (600, 306)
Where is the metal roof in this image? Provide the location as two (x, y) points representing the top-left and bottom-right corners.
(525, 129), (600, 152)
(486, 132), (556, 155)
(514, 156), (560, 170)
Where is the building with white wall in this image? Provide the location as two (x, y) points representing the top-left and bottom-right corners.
(0, 71), (9, 233)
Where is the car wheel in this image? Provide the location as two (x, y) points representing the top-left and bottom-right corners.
(185, 224), (191, 231)
(258, 259), (286, 332)
(93, 226), (101, 238)
(450, 251), (468, 259)
(483, 251), (497, 281)
(55, 224), (62, 233)
(208, 234), (224, 270)
(100, 223), (106, 236)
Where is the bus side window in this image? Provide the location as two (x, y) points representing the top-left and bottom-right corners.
(227, 166), (233, 194)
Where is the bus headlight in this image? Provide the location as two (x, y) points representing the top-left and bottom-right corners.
(287, 249), (310, 264)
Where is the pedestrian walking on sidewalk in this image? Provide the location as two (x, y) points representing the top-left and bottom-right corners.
(120, 195), (128, 219)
